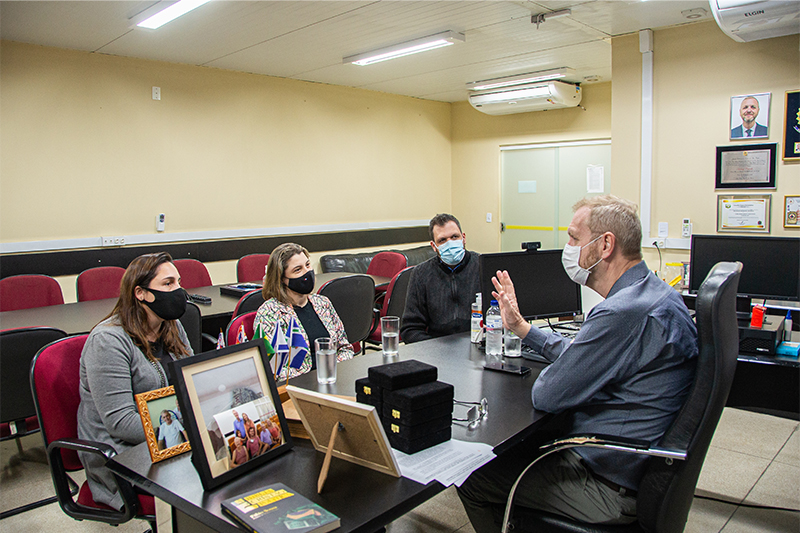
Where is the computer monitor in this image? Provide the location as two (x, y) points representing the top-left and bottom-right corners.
(688, 235), (800, 314)
(479, 250), (582, 321)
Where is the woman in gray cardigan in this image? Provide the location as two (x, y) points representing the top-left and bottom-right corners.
(77, 252), (193, 510)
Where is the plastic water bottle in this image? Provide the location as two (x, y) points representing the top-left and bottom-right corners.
(471, 293), (483, 344)
(485, 300), (503, 356)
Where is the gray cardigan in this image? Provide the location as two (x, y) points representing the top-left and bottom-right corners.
(77, 317), (192, 509)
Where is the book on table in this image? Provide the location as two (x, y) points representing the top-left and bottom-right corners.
(221, 483), (340, 533)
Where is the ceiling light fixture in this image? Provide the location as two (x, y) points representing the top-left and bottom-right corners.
(343, 31), (465, 66)
(531, 8), (572, 29)
(137, 0), (212, 30)
(467, 67), (574, 92)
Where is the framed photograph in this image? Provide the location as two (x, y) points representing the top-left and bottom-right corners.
(715, 144), (777, 189)
(717, 194), (771, 233)
(173, 340), (293, 491)
(135, 386), (191, 463)
(730, 93), (770, 140)
(785, 195), (800, 228)
(783, 90), (800, 161)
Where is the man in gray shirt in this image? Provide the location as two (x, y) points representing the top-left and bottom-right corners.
(458, 195), (698, 531)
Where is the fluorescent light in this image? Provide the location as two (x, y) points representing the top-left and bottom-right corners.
(470, 85), (552, 105)
(467, 68), (574, 92)
(344, 31), (465, 66)
(137, 0), (211, 30)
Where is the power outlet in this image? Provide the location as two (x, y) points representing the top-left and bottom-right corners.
(101, 236), (126, 247)
(655, 238), (666, 248)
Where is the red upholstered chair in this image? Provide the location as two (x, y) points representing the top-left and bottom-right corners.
(30, 335), (155, 529)
(233, 289), (266, 318)
(237, 254), (270, 283)
(76, 266), (125, 302)
(225, 311), (257, 346)
(173, 258), (212, 289)
(366, 266), (415, 348)
(367, 251), (407, 279)
(0, 274), (64, 312)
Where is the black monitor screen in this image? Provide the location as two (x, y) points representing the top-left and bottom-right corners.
(479, 250), (582, 321)
(689, 235), (800, 301)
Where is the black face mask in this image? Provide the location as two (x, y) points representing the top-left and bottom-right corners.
(142, 287), (187, 320)
(285, 270), (315, 295)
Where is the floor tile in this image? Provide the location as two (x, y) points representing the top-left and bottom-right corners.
(774, 427), (800, 467)
(387, 486), (471, 533)
(720, 505), (800, 533)
(743, 461), (800, 511)
(695, 447), (770, 502)
(709, 409), (798, 460)
(684, 497), (737, 533)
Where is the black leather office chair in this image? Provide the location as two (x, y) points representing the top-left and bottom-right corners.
(504, 261), (742, 533)
(365, 266), (415, 350)
(178, 301), (203, 354)
(317, 274), (375, 351)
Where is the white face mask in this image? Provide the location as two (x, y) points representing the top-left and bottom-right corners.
(562, 235), (603, 286)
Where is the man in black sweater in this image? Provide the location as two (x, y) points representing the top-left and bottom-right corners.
(401, 214), (480, 343)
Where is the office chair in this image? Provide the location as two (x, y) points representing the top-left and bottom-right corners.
(178, 301), (203, 354)
(366, 251), (407, 279)
(236, 254), (270, 283)
(233, 289), (266, 317)
(0, 327), (68, 519)
(225, 311), (257, 347)
(30, 335), (156, 530)
(173, 258), (212, 289)
(0, 274), (64, 312)
(503, 262), (742, 533)
(365, 266), (414, 350)
(317, 274), (375, 353)
(76, 266), (125, 302)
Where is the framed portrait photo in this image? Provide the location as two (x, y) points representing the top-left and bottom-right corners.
(173, 340), (293, 491)
(730, 93), (771, 140)
(785, 195), (800, 228)
(783, 90), (800, 161)
(135, 386), (191, 463)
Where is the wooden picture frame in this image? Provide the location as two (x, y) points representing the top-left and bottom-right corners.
(783, 90), (800, 161)
(285, 385), (399, 492)
(717, 194), (771, 233)
(135, 385), (191, 463)
(785, 195), (800, 228)
(173, 340), (293, 491)
(715, 144), (777, 189)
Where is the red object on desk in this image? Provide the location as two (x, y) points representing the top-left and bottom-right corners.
(750, 305), (765, 328)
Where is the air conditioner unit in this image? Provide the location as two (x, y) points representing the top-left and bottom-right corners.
(468, 80), (582, 116)
(709, 0), (800, 42)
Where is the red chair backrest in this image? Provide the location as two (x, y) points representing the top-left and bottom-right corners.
(237, 254), (270, 283)
(173, 259), (212, 289)
(0, 274), (64, 312)
(366, 252), (407, 279)
(30, 334), (88, 471)
(76, 266), (126, 302)
(226, 311), (257, 346)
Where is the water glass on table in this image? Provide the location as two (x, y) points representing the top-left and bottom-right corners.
(504, 330), (521, 357)
(381, 316), (400, 359)
(314, 337), (337, 384)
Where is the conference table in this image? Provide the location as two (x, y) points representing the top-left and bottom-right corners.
(108, 333), (549, 533)
(0, 273), (390, 336)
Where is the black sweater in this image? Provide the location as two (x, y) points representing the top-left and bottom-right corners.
(400, 251), (480, 343)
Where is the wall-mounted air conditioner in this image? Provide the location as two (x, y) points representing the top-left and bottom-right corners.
(468, 80), (582, 116)
(709, 0), (800, 42)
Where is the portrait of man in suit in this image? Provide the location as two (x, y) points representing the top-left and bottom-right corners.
(731, 94), (769, 139)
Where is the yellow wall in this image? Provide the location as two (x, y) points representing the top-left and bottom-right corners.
(611, 22), (800, 270)
(450, 82), (613, 253)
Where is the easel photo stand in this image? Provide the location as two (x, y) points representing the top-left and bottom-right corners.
(285, 385), (400, 493)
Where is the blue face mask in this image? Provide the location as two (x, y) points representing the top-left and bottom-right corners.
(437, 239), (466, 266)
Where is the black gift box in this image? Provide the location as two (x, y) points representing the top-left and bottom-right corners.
(383, 415), (451, 441)
(382, 381), (454, 411)
(388, 426), (452, 454)
(382, 400), (453, 426)
(368, 359), (437, 391)
(355, 377), (381, 398)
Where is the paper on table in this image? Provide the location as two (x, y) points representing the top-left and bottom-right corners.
(392, 439), (496, 487)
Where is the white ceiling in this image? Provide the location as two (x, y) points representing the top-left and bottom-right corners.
(0, 0), (711, 102)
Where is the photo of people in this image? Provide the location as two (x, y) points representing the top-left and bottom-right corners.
(145, 394), (187, 451)
(212, 397), (283, 471)
(730, 93), (770, 140)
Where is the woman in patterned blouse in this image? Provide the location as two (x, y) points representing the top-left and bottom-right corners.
(254, 243), (353, 380)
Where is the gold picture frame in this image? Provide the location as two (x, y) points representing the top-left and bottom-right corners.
(135, 385), (191, 463)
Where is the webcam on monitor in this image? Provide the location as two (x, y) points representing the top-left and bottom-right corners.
(521, 242), (541, 252)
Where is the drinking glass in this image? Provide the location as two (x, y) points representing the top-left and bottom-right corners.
(504, 330), (521, 357)
(381, 316), (400, 358)
(314, 337), (337, 384)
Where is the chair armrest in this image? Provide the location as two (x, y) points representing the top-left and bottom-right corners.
(46, 438), (140, 524)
